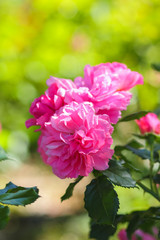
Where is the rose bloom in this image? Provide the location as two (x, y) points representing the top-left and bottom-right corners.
(65, 62), (143, 124)
(26, 62), (143, 130)
(136, 113), (160, 135)
(118, 229), (157, 240)
(38, 102), (113, 179)
(25, 77), (76, 130)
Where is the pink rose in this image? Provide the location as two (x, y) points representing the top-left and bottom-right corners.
(136, 113), (160, 135)
(71, 62), (143, 124)
(135, 230), (157, 240)
(38, 102), (114, 179)
(25, 77), (76, 130)
(118, 229), (128, 240)
(118, 229), (157, 240)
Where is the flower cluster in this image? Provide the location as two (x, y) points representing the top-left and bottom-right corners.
(136, 113), (160, 135)
(26, 62), (143, 178)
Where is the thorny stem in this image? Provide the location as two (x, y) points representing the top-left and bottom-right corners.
(137, 181), (160, 202)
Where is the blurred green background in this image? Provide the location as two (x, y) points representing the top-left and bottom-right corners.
(0, 0), (160, 239)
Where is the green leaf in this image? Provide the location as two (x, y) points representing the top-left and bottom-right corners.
(0, 146), (9, 161)
(0, 182), (39, 195)
(90, 221), (116, 240)
(114, 139), (143, 156)
(0, 205), (10, 230)
(115, 137), (159, 162)
(151, 63), (160, 72)
(133, 133), (147, 139)
(126, 146), (159, 162)
(0, 182), (39, 206)
(84, 176), (119, 225)
(114, 145), (126, 156)
(0, 182), (18, 195)
(123, 162), (142, 173)
(126, 139), (144, 149)
(118, 111), (149, 123)
(114, 142), (142, 173)
(0, 189), (39, 206)
(125, 146), (151, 159)
(115, 140), (159, 161)
(102, 160), (136, 188)
(61, 176), (83, 202)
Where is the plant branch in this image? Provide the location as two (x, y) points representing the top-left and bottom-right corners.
(136, 181), (160, 202)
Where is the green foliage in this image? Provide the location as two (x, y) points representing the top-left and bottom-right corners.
(0, 181), (39, 229)
(84, 176), (119, 225)
(0, 182), (19, 195)
(0, 205), (10, 230)
(102, 159), (136, 188)
(90, 221), (116, 240)
(115, 139), (159, 162)
(61, 176), (83, 202)
(0, 146), (40, 230)
(137, 182), (160, 202)
(119, 111), (149, 123)
(126, 207), (160, 239)
(125, 146), (152, 160)
(114, 139), (144, 156)
(125, 139), (144, 149)
(0, 182), (39, 206)
(90, 207), (160, 240)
